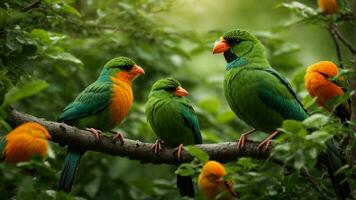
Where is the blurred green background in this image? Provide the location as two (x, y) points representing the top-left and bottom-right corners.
(0, 0), (354, 199)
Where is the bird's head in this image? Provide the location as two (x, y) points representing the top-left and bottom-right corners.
(306, 61), (340, 79)
(8, 122), (51, 140)
(201, 161), (226, 183)
(104, 57), (145, 82)
(149, 77), (189, 98)
(213, 29), (264, 63)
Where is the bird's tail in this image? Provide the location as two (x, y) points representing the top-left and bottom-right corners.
(334, 102), (351, 124)
(325, 139), (350, 200)
(58, 147), (84, 192)
(177, 174), (195, 197)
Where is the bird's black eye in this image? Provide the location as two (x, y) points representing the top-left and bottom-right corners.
(227, 39), (239, 47)
(163, 86), (176, 92)
(120, 65), (133, 71)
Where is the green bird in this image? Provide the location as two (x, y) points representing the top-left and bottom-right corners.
(145, 78), (202, 198)
(57, 56), (144, 192)
(213, 29), (350, 199)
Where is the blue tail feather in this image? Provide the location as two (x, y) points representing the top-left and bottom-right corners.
(58, 147), (83, 192)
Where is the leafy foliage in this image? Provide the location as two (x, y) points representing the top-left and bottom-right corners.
(0, 0), (355, 199)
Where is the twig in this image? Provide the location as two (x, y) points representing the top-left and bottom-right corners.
(22, 0), (42, 12)
(331, 25), (356, 55)
(328, 24), (344, 68)
(301, 168), (331, 200)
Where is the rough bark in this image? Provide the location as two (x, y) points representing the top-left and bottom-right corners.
(6, 109), (270, 165)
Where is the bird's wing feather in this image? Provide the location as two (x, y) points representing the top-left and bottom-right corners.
(58, 81), (112, 122)
(256, 68), (308, 120)
(179, 102), (202, 144)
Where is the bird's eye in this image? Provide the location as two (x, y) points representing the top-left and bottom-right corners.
(164, 87), (176, 92)
(120, 65), (133, 71)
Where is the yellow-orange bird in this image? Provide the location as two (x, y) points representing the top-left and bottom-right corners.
(305, 61), (350, 122)
(318, 0), (338, 15)
(198, 161), (238, 200)
(1, 122), (51, 163)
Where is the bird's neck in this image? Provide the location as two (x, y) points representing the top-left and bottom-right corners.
(97, 68), (112, 82)
(97, 68), (133, 86)
(225, 42), (270, 70)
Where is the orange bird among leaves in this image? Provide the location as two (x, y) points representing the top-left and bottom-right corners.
(317, 0), (338, 15)
(1, 122), (51, 163)
(304, 61), (351, 122)
(198, 161), (238, 200)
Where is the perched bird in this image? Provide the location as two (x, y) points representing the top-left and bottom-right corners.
(305, 61), (350, 123)
(213, 29), (350, 199)
(0, 122), (51, 163)
(198, 161), (238, 200)
(318, 0), (338, 15)
(58, 56), (144, 192)
(145, 78), (202, 197)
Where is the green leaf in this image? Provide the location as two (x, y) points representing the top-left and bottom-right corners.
(294, 149), (305, 170)
(60, 4), (81, 17)
(175, 163), (194, 176)
(1, 79), (48, 109)
(47, 52), (83, 65)
(30, 29), (51, 44)
(185, 146), (209, 163)
(305, 131), (332, 144)
(302, 114), (329, 129)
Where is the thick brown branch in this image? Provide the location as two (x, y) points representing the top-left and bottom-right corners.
(5, 109), (270, 165)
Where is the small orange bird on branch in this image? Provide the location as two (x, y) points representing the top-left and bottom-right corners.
(304, 61), (351, 122)
(1, 122), (51, 163)
(317, 0), (338, 15)
(198, 161), (239, 200)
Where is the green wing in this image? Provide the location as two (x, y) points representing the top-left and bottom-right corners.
(179, 102), (202, 144)
(58, 81), (112, 123)
(256, 68), (308, 121)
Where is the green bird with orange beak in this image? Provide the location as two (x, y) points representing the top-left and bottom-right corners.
(213, 29), (350, 199)
(145, 78), (202, 197)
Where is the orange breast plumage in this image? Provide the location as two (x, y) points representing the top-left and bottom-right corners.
(109, 76), (134, 127)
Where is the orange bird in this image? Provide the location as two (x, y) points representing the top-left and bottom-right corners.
(317, 0), (338, 15)
(1, 122), (51, 163)
(304, 61), (351, 122)
(198, 161), (238, 200)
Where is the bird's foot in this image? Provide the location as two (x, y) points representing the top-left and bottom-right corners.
(174, 144), (184, 161)
(151, 139), (164, 155)
(85, 128), (102, 142)
(257, 131), (278, 151)
(236, 129), (256, 150)
(110, 131), (124, 145)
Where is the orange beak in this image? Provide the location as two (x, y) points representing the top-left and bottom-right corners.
(213, 37), (230, 54)
(130, 64), (145, 75)
(175, 86), (189, 97)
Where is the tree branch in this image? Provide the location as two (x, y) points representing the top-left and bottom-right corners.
(331, 24), (356, 55)
(5, 109), (270, 165)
